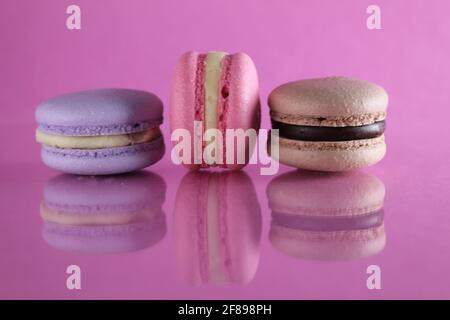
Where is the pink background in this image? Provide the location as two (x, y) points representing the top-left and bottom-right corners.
(1, 0), (450, 299)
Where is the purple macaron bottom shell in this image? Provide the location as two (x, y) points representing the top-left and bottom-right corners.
(42, 214), (166, 254)
(41, 136), (165, 175)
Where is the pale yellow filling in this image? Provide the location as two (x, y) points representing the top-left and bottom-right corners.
(204, 52), (227, 132)
(36, 127), (160, 149)
(40, 203), (156, 225)
(204, 51), (228, 165)
(207, 176), (226, 284)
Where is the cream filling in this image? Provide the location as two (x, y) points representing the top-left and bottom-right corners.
(40, 203), (155, 225)
(36, 127), (160, 149)
(207, 176), (226, 284)
(204, 51), (228, 165)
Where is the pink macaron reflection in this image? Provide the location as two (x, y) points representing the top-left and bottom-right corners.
(174, 171), (261, 286)
(40, 172), (166, 255)
(267, 171), (386, 261)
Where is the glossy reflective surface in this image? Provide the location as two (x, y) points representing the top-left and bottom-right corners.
(1, 157), (449, 299)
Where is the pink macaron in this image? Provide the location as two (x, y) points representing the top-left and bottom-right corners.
(267, 170), (386, 261)
(173, 171), (261, 286)
(170, 51), (261, 170)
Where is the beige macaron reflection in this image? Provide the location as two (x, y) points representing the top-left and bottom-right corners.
(40, 172), (166, 255)
(267, 170), (386, 261)
(174, 171), (262, 286)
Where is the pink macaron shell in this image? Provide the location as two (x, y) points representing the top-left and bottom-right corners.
(218, 172), (261, 283)
(170, 51), (261, 170)
(173, 171), (261, 286)
(220, 52), (261, 169)
(170, 51), (201, 170)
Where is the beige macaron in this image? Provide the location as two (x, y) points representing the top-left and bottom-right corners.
(268, 76), (388, 171)
(267, 170), (386, 261)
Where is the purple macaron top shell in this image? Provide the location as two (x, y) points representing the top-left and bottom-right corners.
(36, 88), (163, 136)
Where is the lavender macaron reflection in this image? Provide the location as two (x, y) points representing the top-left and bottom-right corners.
(174, 171), (262, 286)
(267, 171), (386, 261)
(40, 171), (166, 254)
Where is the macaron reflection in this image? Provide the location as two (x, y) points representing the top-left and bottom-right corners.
(174, 171), (261, 286)
(267, 171), (385, 261)
(40, 172), (166, 254)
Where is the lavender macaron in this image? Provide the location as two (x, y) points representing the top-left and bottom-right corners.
(40, 172), (166, 254)
(35, 88), (165, 175)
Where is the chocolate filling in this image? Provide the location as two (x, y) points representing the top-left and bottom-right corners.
(272, 209), (384, 232)
(271, 120), (385, 141)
